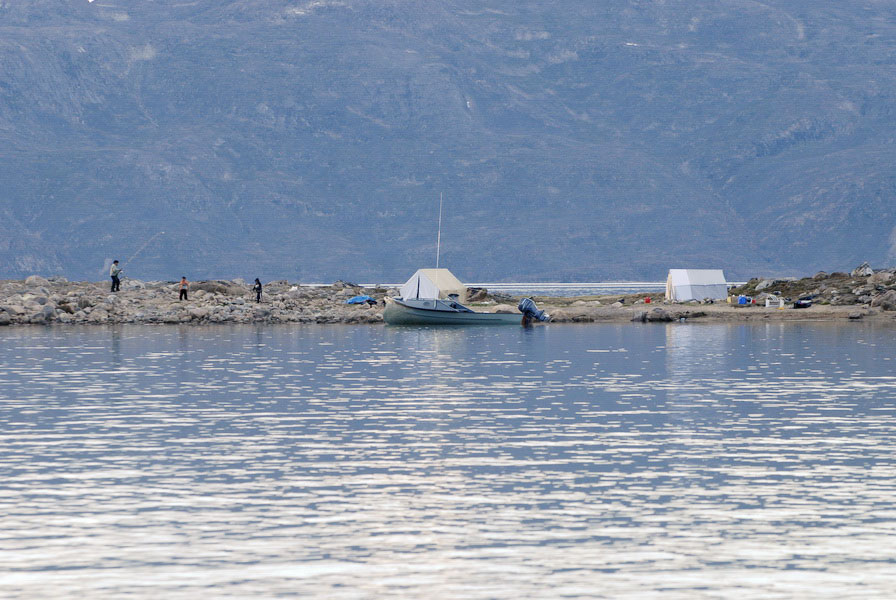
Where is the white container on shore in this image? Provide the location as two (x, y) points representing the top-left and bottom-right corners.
(765, 296), (785, 308)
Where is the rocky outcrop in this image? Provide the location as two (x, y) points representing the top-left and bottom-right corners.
(732, 263), (896, 309)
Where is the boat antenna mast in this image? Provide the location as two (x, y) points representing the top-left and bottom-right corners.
(436, 192), (443, 268)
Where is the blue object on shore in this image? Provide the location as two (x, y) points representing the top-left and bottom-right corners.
(346, 295), (374, 304)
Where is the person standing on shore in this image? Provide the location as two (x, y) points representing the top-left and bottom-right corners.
(110, 260), (122, 292)
(179, 276), (189, 301)
(253, 278), (262, 303)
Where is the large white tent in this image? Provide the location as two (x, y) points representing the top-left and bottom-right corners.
(665, 269), (728, 302)
(399, 269), (467, 301)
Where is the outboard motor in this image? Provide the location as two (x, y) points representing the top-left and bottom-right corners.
(518, 297), (550, 322)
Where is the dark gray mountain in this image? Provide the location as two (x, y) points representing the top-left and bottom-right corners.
(1, 0), (894, 282)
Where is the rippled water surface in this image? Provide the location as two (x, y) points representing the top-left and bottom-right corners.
(1, 323), (895, 598)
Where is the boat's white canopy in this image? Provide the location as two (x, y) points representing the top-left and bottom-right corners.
(399, 268), (466, 301)
(665, 269), (728, 301)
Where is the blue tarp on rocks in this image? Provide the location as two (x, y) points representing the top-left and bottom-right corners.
(346, 295), (374, 304)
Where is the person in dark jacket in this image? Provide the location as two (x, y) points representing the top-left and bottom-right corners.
(253, 278), (262, 303)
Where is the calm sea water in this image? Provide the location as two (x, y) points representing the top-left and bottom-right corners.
(0, 323), (894, 599)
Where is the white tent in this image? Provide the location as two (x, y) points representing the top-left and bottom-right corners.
(665, 269), (728, 302)
(399, 269), (467, 301)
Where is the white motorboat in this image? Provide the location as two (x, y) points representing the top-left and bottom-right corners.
(383, 296), (522, 325)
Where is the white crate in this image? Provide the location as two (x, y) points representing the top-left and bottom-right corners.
(765, 296), (785, 308)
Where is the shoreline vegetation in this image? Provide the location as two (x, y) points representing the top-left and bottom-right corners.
(2, 265), (896, 327)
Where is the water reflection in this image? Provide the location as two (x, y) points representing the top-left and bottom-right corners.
(0, 323), (894, 599)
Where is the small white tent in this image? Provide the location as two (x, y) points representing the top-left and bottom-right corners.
(665, 269), (728, 302)
(399, 269), (467, 301)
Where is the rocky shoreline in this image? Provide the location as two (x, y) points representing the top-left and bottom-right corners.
(2, 265), (895, 327)
(0, 277), (390, 326)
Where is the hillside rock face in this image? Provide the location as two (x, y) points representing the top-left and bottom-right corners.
(1, 1), (895, 282)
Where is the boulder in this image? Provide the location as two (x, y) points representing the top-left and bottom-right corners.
(88, 309), (109, 322)
(25, 275), (49, 287)
(870, 290), (896, 311)
(851, 262), (874, 277)
(123, 279), (146, 289)
(546, 308), (579, 322)
(646, 308), (674, 322)
(0, 312), (10, 326)
(831, 294), (858, 306)
(6, 305), (26, 315)
(28, 306), (55, 323)
(812, 271), (829, 280)
(869, 271), (894, 285)
(632, 309), (674, 322)
(755, 279), (774, 291)
(467, 287), (488, 302)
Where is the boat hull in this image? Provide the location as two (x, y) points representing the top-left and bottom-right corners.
(383, 298), (522, 326)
